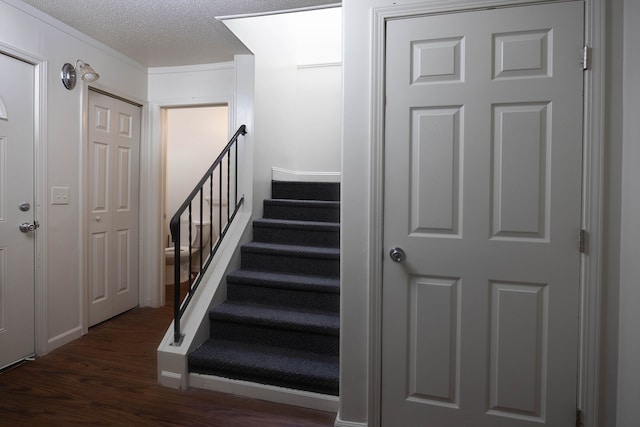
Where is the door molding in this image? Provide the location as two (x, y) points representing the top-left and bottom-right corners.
(0, 41), (48, 356)
(368, 1), (605, 426)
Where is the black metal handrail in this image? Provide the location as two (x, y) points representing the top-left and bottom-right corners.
(169, 124), (247, 345)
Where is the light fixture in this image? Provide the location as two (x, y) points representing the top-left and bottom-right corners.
(61, 60), (100, 90)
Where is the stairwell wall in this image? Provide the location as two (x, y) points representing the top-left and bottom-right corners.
(223, 8), (342, 220)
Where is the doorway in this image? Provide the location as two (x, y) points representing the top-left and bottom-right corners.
(381, 2), (584, 426)
(86, 89), (142, 327)
(162, 105), (229, 285)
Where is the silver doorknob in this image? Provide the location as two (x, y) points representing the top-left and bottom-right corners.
(389, 247), (406, 263)
(19, 221), (39, 233)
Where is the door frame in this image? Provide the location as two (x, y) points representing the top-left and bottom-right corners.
(0, 42), (48, 357)
(152, 95), (235, 306)
(80, 85), (146, 333)
(368, 1), (605, 426)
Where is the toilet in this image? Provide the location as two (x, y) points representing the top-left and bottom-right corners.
(164, 219), (213, 285)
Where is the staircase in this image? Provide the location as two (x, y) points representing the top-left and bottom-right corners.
(188, 181), (340, 396)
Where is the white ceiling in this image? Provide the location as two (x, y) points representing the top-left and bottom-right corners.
(20, 0), (340, 67)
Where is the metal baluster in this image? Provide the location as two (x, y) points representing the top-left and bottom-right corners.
(209, 173), (214, 254)
(227, 151), (231, 222)
(198, 188), (203, 275)
(219, 161), (223, 240)
(188, 203), (192, 295)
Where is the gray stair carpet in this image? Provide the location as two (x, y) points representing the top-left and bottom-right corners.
(188, 180), (340, 396)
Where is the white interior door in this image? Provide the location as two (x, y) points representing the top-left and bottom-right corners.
(382, 2), (584, 426)
(0, 53), (35, 369)
(88, 90), (140, 327)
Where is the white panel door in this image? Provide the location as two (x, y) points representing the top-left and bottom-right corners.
(382, 2), (584, 426)
(0, 53), (35, 369)
(88, 91), (140, 327)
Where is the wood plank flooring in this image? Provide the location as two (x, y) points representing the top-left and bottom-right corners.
(0, 290), (336, 426)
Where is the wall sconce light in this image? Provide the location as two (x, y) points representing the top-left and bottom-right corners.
(61, 60), (100, 90)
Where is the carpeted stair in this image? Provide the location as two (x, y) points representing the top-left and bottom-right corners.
(188, 180), (340, 396)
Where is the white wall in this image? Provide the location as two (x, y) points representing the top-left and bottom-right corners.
(294, 65), (342, 172)
(148, 63), (235, 102)
(223, 7), (342, 217)
(616, 0), (640, 425)
(0, 0), (148, 353)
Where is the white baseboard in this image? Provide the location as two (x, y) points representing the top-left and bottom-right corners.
(334, 414), (368, 427)
(159, 370), (183, 389)
(272, 167), (341, 183)
(189, 373), (339, 413)
(46, 325), (83, 353)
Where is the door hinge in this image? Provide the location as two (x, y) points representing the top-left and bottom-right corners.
(576, 408), (584, 427)
(579, 229), (589, 254)
(581, 46), (590, 70)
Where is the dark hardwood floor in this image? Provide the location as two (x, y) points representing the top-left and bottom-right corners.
(0, 287), (336, 426)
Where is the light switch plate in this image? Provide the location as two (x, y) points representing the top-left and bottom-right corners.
(51, 186), (70, 205)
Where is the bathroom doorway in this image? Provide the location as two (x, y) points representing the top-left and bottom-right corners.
(163, 104), (229, 286)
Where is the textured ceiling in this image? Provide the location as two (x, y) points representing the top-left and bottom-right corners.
(21, 0), (340, 67)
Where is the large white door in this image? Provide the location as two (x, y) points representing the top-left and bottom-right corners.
(382, 2), (584, 426)
(88, 90), (140, 327)
(0, 53), (35, 369)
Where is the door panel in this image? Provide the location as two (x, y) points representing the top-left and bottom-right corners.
(88, 91), (140, 327)
(0, 53), (35, 369)
(382, 2), (584, 426)
(492, 103), (549, 238)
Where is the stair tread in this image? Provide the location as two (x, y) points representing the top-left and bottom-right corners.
(253, 218), (340, 230)
(264, 199), (340, 207)
(189, 339), (339, 384)
(227, 269), (340, 292)
(242, 241), (340, 258)
(210, 301), (339, 334)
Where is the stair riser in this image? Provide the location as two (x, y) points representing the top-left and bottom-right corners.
(272, 181), (340, 202)
(227, 284), (339, 312)
(210, 321), (339, 356)
(263, 203), (339, 223)
(241, 251), (339, 277)
(253, 226), (339, 248)
(189, 364), (339, 396)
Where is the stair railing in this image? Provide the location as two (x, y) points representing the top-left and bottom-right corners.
(169, 124), (247, 345)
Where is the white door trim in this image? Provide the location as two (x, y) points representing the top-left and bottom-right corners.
(577, 1), (606, 426)
(0, 42), (48, 356)
(368, 1), (605, 426)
